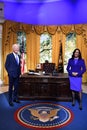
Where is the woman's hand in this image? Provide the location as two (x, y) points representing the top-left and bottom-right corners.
(72, 72), (78, 76)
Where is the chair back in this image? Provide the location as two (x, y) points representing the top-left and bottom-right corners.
(43, 63), (55, 73)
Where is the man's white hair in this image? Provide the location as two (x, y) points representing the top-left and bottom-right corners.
(12, 44), (20, 49)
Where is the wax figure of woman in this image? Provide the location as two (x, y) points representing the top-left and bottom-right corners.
(67, 48), (86, 110)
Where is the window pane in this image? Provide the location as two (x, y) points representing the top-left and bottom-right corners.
(17, 32), (26, 53)
(40, 33), (52, 63)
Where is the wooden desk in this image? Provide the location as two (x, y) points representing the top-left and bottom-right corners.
(18, 73), (72, 101)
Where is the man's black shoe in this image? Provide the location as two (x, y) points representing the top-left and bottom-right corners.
(79, 104), (82, 110)
(9, 102), (14, 106)
(72, 103), (75, 106)
(79, 102), (82, 110)
(13, 99), (20, 103)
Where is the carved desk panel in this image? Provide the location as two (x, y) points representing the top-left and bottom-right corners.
(18, 73), (72, 101)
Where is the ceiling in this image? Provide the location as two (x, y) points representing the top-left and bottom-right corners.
(0, 1), (87, 25)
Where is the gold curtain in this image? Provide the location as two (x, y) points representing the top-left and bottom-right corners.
(47, 26), (58, 35)
(26, 32), (40, 70)
(52, 32), (61, 68)
(3, 21), (17, 83)
(61, 34), (66, 67)
(34, 26), (45, 35)
(76, 34), (87, 82)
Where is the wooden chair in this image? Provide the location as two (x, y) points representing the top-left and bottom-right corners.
(43, 63), (55, 73)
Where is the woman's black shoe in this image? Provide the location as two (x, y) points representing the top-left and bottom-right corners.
(72, 100), (75, 106)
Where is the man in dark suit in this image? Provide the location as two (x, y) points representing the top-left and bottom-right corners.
(5, 44), (21, 106)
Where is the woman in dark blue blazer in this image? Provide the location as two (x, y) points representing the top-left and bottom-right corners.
(67, 48), (86, 110)
(5, 44), (21, 106)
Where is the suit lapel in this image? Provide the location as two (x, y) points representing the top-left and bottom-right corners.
(11, 53), (18, 65)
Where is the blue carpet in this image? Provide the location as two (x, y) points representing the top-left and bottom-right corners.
(0, 92), (87, 130)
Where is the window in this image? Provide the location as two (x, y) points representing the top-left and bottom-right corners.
(64, 32), (76, 73)
(17, 31), (26, 53)
(40, 33), (52, 63)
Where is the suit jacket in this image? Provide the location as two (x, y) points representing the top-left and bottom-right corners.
(67, 58), (86, 77)
(5, 53), (21, 78)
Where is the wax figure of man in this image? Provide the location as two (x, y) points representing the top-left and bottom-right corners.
(5, 44), (21, 106)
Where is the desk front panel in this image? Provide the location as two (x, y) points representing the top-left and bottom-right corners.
(18, 73), (72, 101)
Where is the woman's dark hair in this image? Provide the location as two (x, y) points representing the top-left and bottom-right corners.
(72, 48), (82, 59)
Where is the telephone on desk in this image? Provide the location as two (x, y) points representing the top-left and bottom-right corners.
(52, 69), (58, 76)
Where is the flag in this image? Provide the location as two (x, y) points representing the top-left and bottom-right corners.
(21, 52), (25, 75)
(20, 36), (25, 75)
